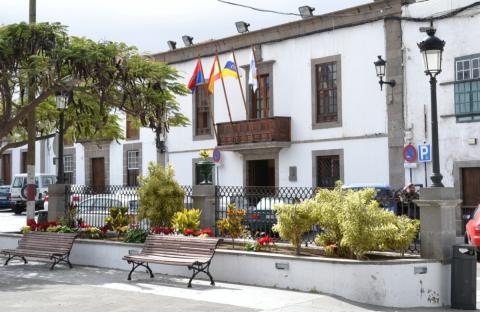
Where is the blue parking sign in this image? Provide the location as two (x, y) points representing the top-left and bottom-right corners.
(418, 144), (431, 162)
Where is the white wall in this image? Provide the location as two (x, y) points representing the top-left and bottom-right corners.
(166, 20), (389, 187)
(0, 234), (448, 309)
(402, 0), (480, 187)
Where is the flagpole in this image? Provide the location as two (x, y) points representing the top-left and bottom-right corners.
(251, 46), (269, 118)
(216, 53), (233, 123)
(231, 49), (255, 142)
(193, 57), (218, 138)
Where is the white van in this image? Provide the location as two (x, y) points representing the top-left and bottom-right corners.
(10, 174), (56, 215)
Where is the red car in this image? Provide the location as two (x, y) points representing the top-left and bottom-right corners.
(465, 205), (480, 258)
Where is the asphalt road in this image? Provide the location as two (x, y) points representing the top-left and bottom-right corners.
(0, 207), (31, 232)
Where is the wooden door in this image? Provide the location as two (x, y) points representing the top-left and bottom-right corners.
(91, 158), (105, 193)
(462, 168), (480, 210)
(1, 154), (11, 185)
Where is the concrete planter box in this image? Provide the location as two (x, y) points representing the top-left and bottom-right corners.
(0, 233), (450, 308)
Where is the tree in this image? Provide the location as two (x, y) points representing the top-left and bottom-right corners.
(137, 163), (185, 228)
(0, 22), (188, 153)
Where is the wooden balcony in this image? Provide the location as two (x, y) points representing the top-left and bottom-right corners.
(216, 117), (291, 147)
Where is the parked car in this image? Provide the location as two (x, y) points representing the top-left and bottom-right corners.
(342, 184), (398, 213)
(464, 205), (480, 259)
(10, 174), (56, 214)
(76, 194), (140, 228)
(0, 185), (11, 210)
(247, 197), (294, 236)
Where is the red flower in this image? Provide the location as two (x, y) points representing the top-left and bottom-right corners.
(151, 227), (174, 235)
(26, 219), (37, 230)
(250, 213), (258, 220)
(183, 229), (195, 236)
(199, 228), (214, 237)
(257, 235), (274, 246)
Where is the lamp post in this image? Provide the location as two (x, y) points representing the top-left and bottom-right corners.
(418, 28), (446, 187)
(374, 55), (396, 90)
(55, 91), (68, 184)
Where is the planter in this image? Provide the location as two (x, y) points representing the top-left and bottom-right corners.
(0, 233), (450, 308)
(197, 160), (214, 185)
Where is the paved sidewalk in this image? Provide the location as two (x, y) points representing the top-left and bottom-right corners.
(0, 258), (476, 312)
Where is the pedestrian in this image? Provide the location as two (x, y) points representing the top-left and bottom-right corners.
(400, 183), (419, 219)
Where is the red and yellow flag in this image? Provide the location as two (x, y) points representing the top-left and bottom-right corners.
(208, 55), (222, 94)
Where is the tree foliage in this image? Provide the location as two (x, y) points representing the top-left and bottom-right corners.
(313, 184), (420, 259)
(272, 201), (317, 255)
(0, 22), (188, 149)
(137, 163), (185, 227)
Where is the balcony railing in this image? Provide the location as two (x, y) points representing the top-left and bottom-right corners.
(216, 117), (291, 146)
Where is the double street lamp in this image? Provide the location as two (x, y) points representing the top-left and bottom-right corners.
(418, 28), (446, 187)
(55, 91), (68, 184)
(373, 27), (445, 188)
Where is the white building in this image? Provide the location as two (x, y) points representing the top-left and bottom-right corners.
(401, 0), (480, 221)
(154, 0), (404, 190)
(1, 0), (479, 215)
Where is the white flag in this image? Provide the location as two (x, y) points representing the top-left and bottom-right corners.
(248, 49), (258, 91)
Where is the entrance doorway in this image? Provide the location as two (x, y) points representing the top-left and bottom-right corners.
(247, 159), (275, 187)
(462, 167), (480, 211)
(91, 158), (105, 193)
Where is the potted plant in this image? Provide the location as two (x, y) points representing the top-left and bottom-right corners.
(197, 149), (214, 185)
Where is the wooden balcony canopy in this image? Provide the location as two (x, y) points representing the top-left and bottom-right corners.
(216, 117), (291, 146)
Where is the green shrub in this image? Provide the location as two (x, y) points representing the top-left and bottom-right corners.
(272, 201), (317, 255)
(105, 207), (129, 238)
(171, 209), (201, 233)
(137, 163), (185, 227)
(217, 203), (245, 248)
(124, 228), (148, 243)
(313, 183), (420, 259)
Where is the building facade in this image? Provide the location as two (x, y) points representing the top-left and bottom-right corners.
(1, 0), (479, 215)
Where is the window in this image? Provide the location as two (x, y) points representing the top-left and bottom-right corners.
(193, 83), (213, 138)
(126, 114), (139, 139)
(64, 155), (74, 184)
(455, 54), (480, 122)
(312, 55), (342, 128)
(250, 74), (270, 119)
(127, 150), (139, 186)
(245, 60), (274, 119)
(316, 155), (340, 188)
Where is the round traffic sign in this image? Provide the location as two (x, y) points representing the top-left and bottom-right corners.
(212, 147), (221, 163)
(403, 144), (417, 163)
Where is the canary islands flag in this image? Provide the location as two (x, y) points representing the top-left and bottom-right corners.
(208, 56), (222, 94)
(222, 53), (239, 79)
(187, 59), (205, 92)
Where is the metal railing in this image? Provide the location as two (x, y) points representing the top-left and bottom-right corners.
(66, 185), (193, 230)
(215, 185), (319, 244)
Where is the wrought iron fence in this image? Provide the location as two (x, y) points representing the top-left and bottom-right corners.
(66, 185), (193, 230)
(215, 185), (319, 244)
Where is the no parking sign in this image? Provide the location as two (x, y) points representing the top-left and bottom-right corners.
(403, 144), (417, 163)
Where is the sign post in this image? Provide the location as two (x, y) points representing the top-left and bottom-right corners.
(403, 144), (418, 183)
(418, 144), (431, 188)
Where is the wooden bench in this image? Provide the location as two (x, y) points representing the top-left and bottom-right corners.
(122, 235), (222, 287)
(1, 232), (77, 270)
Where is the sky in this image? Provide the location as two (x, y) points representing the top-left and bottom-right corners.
(0, 0), (371, 54)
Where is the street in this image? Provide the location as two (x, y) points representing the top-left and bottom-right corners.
(0, 208), (30, 233)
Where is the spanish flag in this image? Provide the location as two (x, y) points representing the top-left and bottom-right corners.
(208, 55), (222, 94)
(222, 53), (239, 79)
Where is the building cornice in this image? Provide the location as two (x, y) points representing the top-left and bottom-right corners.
(151, 0), (403, 65)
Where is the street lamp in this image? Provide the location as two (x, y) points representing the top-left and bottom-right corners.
(374, 55), (396, 90)
(235, 21), (250, 34)
(182, 35), (194, 47)
(418, 27), (446, 187)
(55, 91), (68, 184)
(298, 6), (315, 19)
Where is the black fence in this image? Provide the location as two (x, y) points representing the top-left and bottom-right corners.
(215, 185), (319, 244)
(66, 185), (193, 230)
